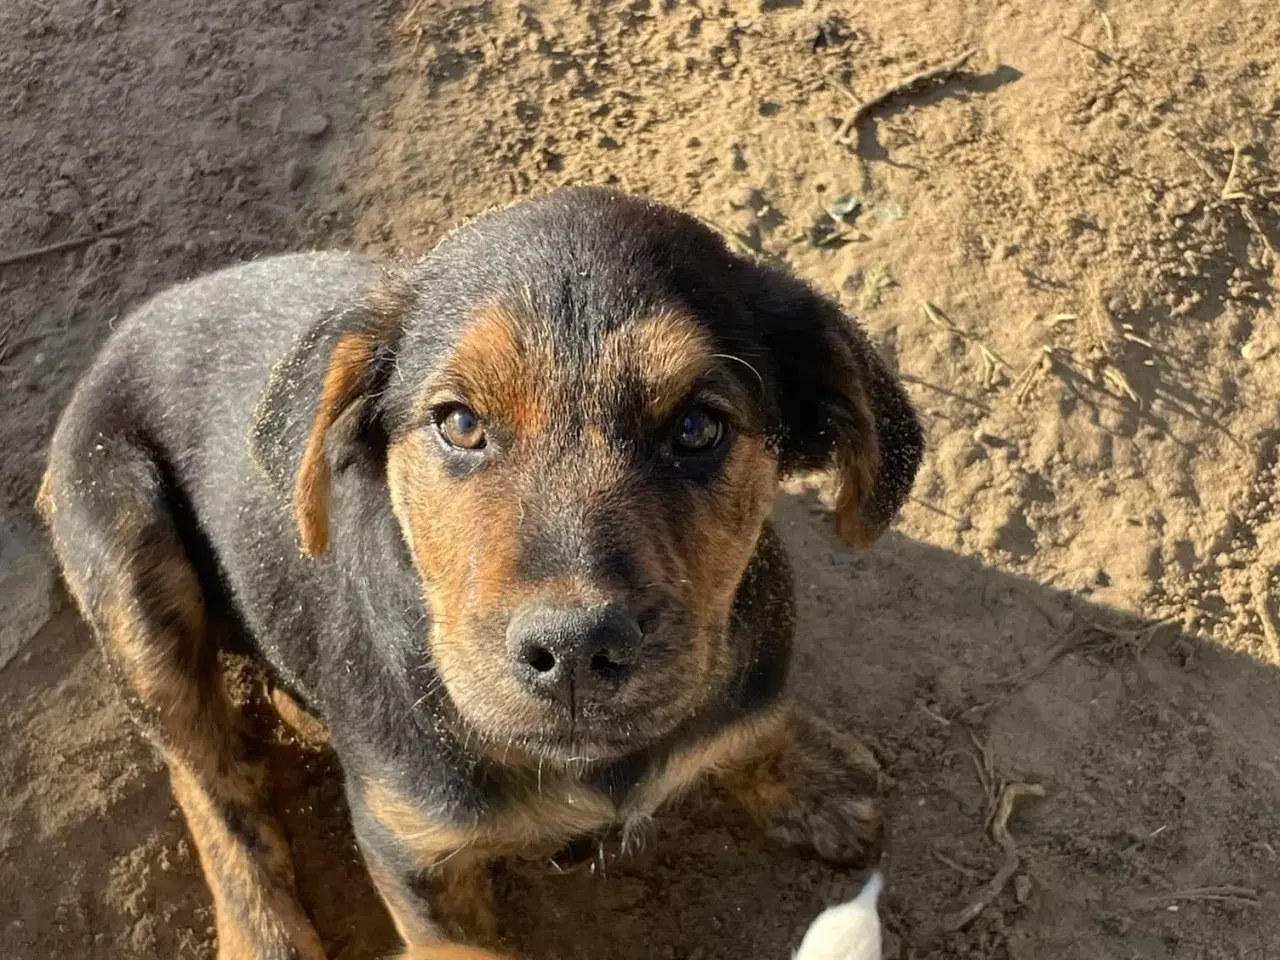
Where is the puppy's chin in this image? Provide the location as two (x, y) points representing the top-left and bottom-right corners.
(449, 694), (689, 768)
(506, 729), (642, 767)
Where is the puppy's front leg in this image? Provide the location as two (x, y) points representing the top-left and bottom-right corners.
(396, 947), (511, 960)
(351, 782), (503, 954)
(718, 705), (884, 867)
(40, 457), (326, 960)
(361, 850), (500, 951)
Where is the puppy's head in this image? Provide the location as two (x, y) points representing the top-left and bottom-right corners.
(254, 188), (922, 764)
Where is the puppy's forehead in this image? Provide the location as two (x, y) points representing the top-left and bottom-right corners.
(404, 188), (746, 336)
(386, 188), (769, 428)
(433, 301), (719, 427)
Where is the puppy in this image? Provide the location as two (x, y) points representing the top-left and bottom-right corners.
(39, 187), (923, 959)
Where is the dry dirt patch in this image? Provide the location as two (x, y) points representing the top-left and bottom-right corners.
(1, 0), (1278, 957)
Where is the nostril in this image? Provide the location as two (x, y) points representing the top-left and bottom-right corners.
(588, 649), (627, 679)
(635, 603), (663, 636)
(524, 646), (557, 674)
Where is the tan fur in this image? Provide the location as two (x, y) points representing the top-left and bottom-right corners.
(269, 686), (330, 747)
(423, 305), (551, 437)
(170, 762), (326, 960)
(598, 310), (723, 424)
(621, 706), (787, 818)
(366, 860), (448, 947)
(381, 294), (788, 771)
(831, 356), (886, 550)
(364, 709), (786, 874)
(34, 468), (55, 521)
(294, 331), (380, 556)
(718, 705), (883, 866)
(386, 428), (535, 738)
(363, 779), (616, 868)
(362, 718), (791, 957)
(397, 947), (512, 960)
(679, 433), (779, 676)
(435, 855), (500, 945)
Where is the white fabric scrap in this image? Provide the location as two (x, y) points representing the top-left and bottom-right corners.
(793, 871), (884, 960)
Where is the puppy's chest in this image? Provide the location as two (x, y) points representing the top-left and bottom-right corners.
(468, 759), (678, 862)
(452, 725), (756, 865)
(367, 754), (693, 870)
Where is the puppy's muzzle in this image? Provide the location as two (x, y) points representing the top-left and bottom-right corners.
(506, 604), (641, 709)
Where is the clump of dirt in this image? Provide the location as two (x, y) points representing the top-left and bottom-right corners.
(2, 0), (1278, 957)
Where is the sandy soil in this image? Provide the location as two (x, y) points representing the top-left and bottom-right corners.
(2, 0), (1279, 957)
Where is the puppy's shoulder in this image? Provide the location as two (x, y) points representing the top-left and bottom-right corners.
(119, 251), (382, 348)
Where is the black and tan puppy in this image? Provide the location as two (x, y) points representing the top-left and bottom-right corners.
(39, 188), (923, 960)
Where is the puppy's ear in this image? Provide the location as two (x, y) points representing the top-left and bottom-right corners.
(754, 266), (923, 548)
(249, 272), (412, 557)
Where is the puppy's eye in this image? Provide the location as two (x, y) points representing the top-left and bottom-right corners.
(437, 405), (486, 450)
(672, 407), (725, 455)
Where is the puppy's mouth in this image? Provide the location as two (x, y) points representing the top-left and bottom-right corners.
(507, 729), (634, 766)
(491, 701), (681, 766)
(443, 687), (693, 769)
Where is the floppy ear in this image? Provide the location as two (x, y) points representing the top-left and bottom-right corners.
(753, 266), (923, 549)
(248, 274), (411, 557)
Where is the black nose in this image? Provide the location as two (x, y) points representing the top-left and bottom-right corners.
(507, 605), (641, 708)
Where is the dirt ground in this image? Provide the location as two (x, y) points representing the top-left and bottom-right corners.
(2, 0), (1279, 957)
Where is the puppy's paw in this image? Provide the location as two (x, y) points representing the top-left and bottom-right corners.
(724, 708), (883, 867)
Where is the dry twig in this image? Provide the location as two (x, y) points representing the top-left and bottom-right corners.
(1010, 346), (1056, 406)
(989, 630), (1092, 689)
(934, 848), (984, 880)
(922, 301), (1009, 388)
(1099, 11), (1116, 45)
(1221, 143), (1247, 201)
(942, 782), (1046, 931)
(966, 615), (1171, 720)
(1079, 614), (1175, 657)
(833, 49), (978, 143)
(1251, 568), (1280, 665)
(395, 0), (426, 53)
(0, 219), (145, 269)
(963, 625), (1096, 718)
(1241, 205), (1278, 257)
(916, 699), (952, 727)
(965, 727), (997, 812)
(1143, 885), (1261, 909)
(1102, 364), (1141, 404)
(821, 67), (862, 107)
(1061, 32), (1114, 64)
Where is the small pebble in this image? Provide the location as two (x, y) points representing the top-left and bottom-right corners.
(24, 209), (52, 237)
(280, 2), (307, 26)
(58, 158), (89, 181)
(47, 187), (80, 216)
(1014, 873), (1033, 903)
(973, 427), (1001, 446)
(284, 158), (307, 190)
(298, 113), (330, 139)
(1242, 340), (1272, 362)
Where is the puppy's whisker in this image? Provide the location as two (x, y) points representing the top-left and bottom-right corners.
(410, 677), (445, 710)
(712, 352), (765, 391)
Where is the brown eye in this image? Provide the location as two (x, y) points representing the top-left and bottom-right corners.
(672, 407), (724, 455)
(437, 405), (486, 450)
